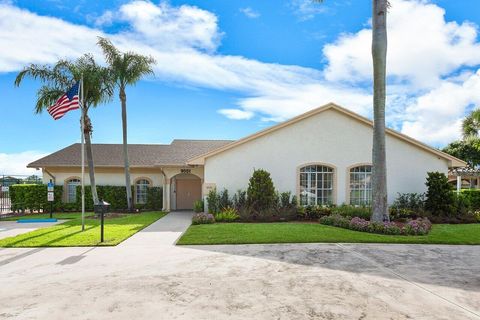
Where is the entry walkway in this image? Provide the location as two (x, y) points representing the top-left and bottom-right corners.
(120, 211), (193, 247)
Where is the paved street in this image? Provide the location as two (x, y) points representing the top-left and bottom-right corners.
(0, 212), (479, 319)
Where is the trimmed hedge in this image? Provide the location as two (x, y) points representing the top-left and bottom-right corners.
(9, 184), (63, 212)
(460, 189), (480, 209)
(76, 185), (163, 211)
(8, 184), (162, 212)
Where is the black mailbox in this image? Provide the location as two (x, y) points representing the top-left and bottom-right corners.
(94, 200), (110, 216)
(94, 200), (110, 242)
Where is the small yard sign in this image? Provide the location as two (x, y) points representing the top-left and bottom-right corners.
(47, 182), (54, 192)
(1, 186), (8, 192)
(47, 192), (54, 202)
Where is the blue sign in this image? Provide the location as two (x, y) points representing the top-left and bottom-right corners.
(47, 182), (54, 192)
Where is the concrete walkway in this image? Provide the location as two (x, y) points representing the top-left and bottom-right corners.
(0, 212), (479, 319)
(120, 211), (193, 247)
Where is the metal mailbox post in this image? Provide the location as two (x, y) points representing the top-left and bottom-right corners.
(94, 200), (110, 242)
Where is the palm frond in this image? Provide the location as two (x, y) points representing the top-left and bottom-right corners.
(35, 86), (64, 114)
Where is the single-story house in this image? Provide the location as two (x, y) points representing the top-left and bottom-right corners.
(28, 103), (466, 211)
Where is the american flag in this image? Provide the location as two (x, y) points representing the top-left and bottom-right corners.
(47, 81), (80, 120)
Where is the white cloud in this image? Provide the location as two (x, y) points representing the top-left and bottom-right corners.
(2, 0), (480, 147)
(289, 0), (327, 21)
(324, 0), (480, 88)
(94, 10), (114, 27)
(0, 151), (48, 176)
(118, 0), (221, 52)
(401, 70), (480, 144)
(218, 109), (254, 120)
(240, 7), (260, 19)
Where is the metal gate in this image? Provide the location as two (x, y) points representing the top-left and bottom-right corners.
(0, 174), (42, 215)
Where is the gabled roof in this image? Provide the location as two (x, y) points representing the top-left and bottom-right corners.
(187, 102), (467, 168)
(28, 139), (233, 168)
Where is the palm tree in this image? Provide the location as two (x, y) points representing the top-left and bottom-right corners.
(97, 37), (156, 211)
(314, 0), (389, 221)
(15, 54), (114, 205)
(370, 0), (389, 222)
(462, 109), (480, 138)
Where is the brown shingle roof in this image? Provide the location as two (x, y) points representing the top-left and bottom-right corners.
(27, 139), (233, 168)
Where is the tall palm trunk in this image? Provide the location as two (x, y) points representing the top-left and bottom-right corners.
(83, 109), (99, 205)
(120, 87), (133, 211)
(371, 0), (389, 222)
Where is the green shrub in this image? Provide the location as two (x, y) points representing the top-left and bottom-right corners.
(319, 214), (350, 228)
(193, 200), (204, 213)
(219, 189), (232, 210)
(215, 207), (240, 222)
(390, 193), (425, 220)
(9, 184), (63, 213)
(425, 172), (455, 217)
(207, 189), (220, 214)
(76, 185), (162, 211)
(298, 205), (333, 220)
(232, 190), (247, 210)
(146, 187), (163, 210)
(460, 189), (480, 209)
(192, 213), (215, 225)
(474, 210), (480, 222)
(331, 205), (371, 220)
(247, 169), (276, 211)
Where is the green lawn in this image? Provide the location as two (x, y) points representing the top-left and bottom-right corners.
(0, 211), (166, 247)
(177, 222), (480, 245)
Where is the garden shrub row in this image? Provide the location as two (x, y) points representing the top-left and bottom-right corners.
(8, 184), (162, 212)
(10, 184), (63, 212)
(75, 185), (162, 211)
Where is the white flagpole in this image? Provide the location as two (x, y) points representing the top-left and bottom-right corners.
(80, 75), (85, 232)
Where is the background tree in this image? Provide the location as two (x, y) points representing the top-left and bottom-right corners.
(443, 138), (480, 168)
(462, 109), (480, 138)
(15, 54), (114, 205)
(97, 37), (156, 211)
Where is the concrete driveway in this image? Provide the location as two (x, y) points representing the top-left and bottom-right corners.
(0, 211), (479, 319)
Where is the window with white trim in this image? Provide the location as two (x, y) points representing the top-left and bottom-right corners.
(349, 165), (372, 205)
(135, 179), (150, 204)
(299, 165), (334, 206)
(66, 178), (80, 203)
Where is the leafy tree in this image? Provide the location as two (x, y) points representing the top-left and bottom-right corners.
(247, 169), (276, 211)
(425, 172), (455, 217)
(97, 37), (156, 211)
(15, 54), (114, 205)
(443, 138), (480, 167)
(462, 109), (480, 138)
(314, 0), (390, 221)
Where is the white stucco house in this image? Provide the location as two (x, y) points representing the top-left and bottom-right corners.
(28, 103), (466, 211)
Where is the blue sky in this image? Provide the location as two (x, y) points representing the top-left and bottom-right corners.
(1, 0), (480, 174)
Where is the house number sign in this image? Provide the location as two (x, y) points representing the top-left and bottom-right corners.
(181, 169), (191, 174)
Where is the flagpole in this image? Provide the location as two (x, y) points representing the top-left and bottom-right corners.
(80, 75), (85, 232)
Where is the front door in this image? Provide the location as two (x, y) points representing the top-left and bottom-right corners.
(176, 179), (201, 210)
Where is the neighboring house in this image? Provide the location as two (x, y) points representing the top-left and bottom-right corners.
(0, 176), (22, 187)
(28, 103), (466, 211)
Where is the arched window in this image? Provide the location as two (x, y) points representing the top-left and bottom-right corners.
(66, 178), (81, 203)
(349, 165), (372, 205)
(135, 179), (150, 204)
(299, 165), (334, 206)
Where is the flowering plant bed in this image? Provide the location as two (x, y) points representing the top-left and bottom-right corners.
(319, 214), (432, 236)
